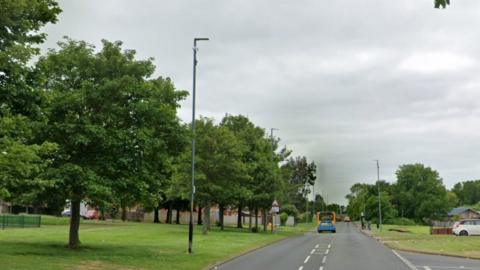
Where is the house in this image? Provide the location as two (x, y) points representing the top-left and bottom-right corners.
(448, 207), (480, 219)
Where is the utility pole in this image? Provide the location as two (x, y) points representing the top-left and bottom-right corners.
(375, 160), (382, 232)
(188, 37), (209, 254)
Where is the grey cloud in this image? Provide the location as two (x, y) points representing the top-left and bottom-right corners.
(41, 0), (480, 204)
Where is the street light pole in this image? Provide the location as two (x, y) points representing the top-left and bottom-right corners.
(270, 128), (278, 233)
(375, 160), (382, 232)
(189, 37), (209, 254)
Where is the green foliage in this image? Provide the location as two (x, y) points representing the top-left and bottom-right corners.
(0, 0), (61, 117)
(280, 204), (299, 219)
(435, 0), (450, 8)
(452, 180), (480, 206)
(279, 212), (288, 226)
(394, 164), (448, 222)
(0, 0), (61, 209)
(279, 156), (316, 213)
(346, 164), (449, 224)
(34, 38), (187, 245)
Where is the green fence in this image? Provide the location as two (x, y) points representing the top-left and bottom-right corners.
(0, 215), (41, 229)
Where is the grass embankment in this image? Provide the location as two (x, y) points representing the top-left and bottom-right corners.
(0, 216), (314, 270)
(370, 224), (480, 259)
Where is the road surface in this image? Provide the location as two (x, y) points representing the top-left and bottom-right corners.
(215, 222), (480, 270)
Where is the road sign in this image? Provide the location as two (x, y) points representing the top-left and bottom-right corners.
(271, 200), (279, 213)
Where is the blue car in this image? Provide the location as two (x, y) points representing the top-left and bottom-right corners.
(317, 221), (336, 233)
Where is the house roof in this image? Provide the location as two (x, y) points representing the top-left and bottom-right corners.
(448, 207), (480, 216)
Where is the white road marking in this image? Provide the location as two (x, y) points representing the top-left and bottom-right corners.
(310, 249), (315, 254)
(322, 256), (327, 264)
(328, 244), (331, 248)
(423, 267), (432, 270)
(298, 266), (303, 270)
(315, 244), (319, 248)
(325, 249), (329, 255)
(319, 267), (324, 270)
(304, 256), (310, 263)
(392, 250), (418, 270)
(415, 266), (480, 270)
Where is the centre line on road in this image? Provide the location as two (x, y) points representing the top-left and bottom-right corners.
(423, 267), (432, 270)
(304, 256), (311, 263)
(325, 249), (329, 255)
(328, 244), (331, 248)
(298, 266), (303, 270)
(315, 244), (319, 248)
(310, 249), (315, 254)
(319, 267), (324, 270)
(322, 256), (326, 264)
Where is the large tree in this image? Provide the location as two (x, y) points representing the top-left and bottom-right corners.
(393, 164), (448, 222)
(279, 156), (316, 213)
(452, 180), (480, 206)
(35, 39), (186, 248)
(0, 0), (61, 208)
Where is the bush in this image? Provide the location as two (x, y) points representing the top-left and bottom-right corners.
(251, 227), (259, 233)
(298, 212), (314, 223)
(386, 217), (416, 226)
(281, 204), (299, 220)
(279, 212), (288, 226)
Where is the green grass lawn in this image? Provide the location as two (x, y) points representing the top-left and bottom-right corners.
(370, 224), (480, 259)
(0, 216), (314, 270)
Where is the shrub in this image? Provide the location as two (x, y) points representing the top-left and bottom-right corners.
(281, 204), (299, 220)
(251, 227), (259, 233)
(279, 212), (288, 226)
(298, 212), (314, 223)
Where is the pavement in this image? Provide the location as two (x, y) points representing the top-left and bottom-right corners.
(213, 222), (480, 270)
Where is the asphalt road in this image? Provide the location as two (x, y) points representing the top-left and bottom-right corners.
(214, 222), (480, 270)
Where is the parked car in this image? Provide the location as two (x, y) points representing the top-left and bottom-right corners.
(452, 219), (480, 236)
(318, 221), (336, 233)
(61, 209), (71, 217)
(343, 216), (351, 222)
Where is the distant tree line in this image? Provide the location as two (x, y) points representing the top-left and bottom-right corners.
(346, 163), (480, 225)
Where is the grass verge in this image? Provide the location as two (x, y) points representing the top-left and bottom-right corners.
(369, 224), (480, 259)
(0, 216), (314, 270)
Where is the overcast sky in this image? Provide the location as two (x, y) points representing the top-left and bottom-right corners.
(41, 0), (480, 204)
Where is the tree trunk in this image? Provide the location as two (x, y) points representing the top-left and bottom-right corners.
(237, 204), (243, 228)
(202, 205), (210, 235)
(153, 207), (160, 223)
(121, 205), (127, 222)
(248, 207), (252, 231)
(68, 199), (81, 249)
(263, 208), (267, 231)
(254, 207), (258, 231)
(166, 203), (172, 224)
(175, 208), (181, 224)
(197, 206), (202, 225)
(219, 204), (225, 230)
(99, 207), (105, 221)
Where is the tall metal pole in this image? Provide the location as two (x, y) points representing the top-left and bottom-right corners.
(375, 160), (382, 231)
(189, 37), (208, 254)
(270, 128), (278, 233)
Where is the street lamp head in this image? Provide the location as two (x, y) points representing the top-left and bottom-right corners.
(194, 38), (210, 46)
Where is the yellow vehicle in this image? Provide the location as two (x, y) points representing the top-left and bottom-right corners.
(316, 211), (336, 225)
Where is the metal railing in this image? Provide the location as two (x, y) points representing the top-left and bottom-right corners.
(0, 215), (41, 229)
